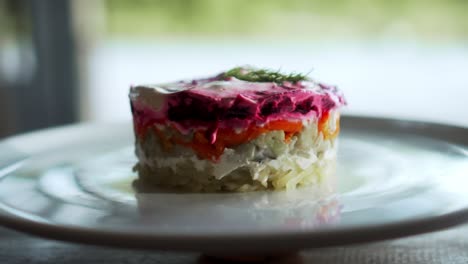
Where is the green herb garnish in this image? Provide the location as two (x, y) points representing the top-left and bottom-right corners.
(223, 67), (309, 83)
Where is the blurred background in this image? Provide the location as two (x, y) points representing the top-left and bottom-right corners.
(1, 0), (467, 138)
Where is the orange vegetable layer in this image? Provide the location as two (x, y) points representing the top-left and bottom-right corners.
(318, 112), (340, 140)
(141, 112), (340, 162)
(188, 120), (304, 161)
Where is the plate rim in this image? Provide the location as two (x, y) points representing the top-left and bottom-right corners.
(0, 204), (468, 252)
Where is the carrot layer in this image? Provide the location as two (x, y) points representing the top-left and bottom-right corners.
(318, 112), (340, 140)
(141, 113), (339, 162)
(194, 120), (304, 161)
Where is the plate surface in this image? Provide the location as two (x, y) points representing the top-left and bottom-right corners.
(0, 116), (467, 253)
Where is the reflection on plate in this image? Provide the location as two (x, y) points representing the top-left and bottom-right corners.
(0, 116), (467, 253)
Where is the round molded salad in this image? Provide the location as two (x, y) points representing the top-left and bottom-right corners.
(129, 67), (346, 192)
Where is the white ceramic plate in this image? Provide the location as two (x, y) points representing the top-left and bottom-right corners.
(0, 116), (467, 254)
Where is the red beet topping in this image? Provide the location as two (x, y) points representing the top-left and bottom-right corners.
(130, 75), (346, 138)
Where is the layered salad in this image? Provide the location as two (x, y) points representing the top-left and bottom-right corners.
(129, 67), (346, 192)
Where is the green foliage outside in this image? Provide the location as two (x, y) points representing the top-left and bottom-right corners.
(106, 0), (468, 40)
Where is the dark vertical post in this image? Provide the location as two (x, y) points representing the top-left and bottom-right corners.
(19, 0), (78, 131)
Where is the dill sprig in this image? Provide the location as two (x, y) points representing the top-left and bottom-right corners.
(223, 67), (309, 83)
